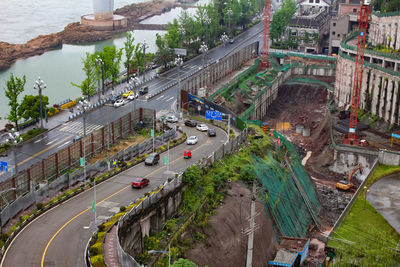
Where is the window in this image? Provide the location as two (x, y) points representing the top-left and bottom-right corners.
(337, 34), (340, 37)
(333, 22), (336, 27)
(353, 8), (357, 12)
(332, 31), (336, 35)
(316, 0), (320, 3)
(309, 0), (313, 3)
(292, 31), (297, 36)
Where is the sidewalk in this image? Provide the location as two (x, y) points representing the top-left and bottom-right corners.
(103, 226), (122, 267)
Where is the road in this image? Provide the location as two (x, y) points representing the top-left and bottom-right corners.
(0, 22), (263, 182)
(1, 122), (228, 267)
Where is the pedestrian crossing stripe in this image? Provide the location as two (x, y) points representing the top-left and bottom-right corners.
(60, 121), (103, 136)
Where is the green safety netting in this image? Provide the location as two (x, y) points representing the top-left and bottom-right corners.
(254, 132), (321, 238)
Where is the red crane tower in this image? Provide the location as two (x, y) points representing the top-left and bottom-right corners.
(343, 0), (371, 146)
(260, 0), (271, 68)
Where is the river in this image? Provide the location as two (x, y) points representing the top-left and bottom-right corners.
(0, 0), (208, 124)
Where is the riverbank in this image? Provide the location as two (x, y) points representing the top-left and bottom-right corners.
(0, 0), (177, 71)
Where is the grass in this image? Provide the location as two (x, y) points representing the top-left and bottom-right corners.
(328, 164), (400, 265)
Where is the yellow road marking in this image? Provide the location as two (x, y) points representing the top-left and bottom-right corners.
(41, 135), (211, 266)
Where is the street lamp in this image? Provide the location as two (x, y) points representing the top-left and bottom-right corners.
(142, 40), (149, 81)
(33, 77), (46, 129)
(204, 15), (211, 46)
(220, 32), (229, 46)
(148, 244), (171, 267)
(199, 42), (208, 69)
(227, 8), (233, 37)
(96, 56), (103, 102)
(79, 98), (91, 186)
(7, 129), (22, 178)
(129, 75), (140, 113)
(174, 56), (183, 116)
(179, 26), (186, 48)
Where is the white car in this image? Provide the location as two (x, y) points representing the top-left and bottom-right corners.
(127, 92), (138, 100)
(187, 136), (198, 145)
(114, 99), (125, 107)
(166, 115), (178, 123)
(196, 124), (208, 132)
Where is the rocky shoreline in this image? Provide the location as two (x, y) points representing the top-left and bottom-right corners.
(0, 0), (177, 71)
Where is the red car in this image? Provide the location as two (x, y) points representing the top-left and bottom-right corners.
(184, 150), (192, 159)
(131, 178), (150, 189)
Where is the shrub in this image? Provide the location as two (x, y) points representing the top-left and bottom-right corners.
(0, 233), (8, 242)
(120, 206), (126, 212)
(36, 203), (44, 210)
(5, 123), (14, 130)
(98, 224), (106, 232)
(89, 246), (98, 256)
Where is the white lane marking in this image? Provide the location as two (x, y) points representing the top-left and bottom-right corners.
(34, 138), (44, 143)
(46, 138), (59, 145)
(156, 94), (165, 100)
(57, 141), (71, 149)
(166, 96), (174, 102)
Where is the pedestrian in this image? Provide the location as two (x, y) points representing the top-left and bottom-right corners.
(140, 120), (144, 128)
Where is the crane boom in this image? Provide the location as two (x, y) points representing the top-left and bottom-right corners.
(260, 0), (271, 68)
(343, 0), (370, 145)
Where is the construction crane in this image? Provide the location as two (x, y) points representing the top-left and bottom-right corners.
(343, 0), (371, 146)
(260, 0), (271, 68)
(336, 163), (362, 191)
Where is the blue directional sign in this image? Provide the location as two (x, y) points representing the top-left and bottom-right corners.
(205, 110), (223, 121)
(0, 161), (8, 172)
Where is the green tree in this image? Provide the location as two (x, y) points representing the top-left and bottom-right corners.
(97, 46), (123, 92)
(165, 19), (181, 49)
(18, 94), (49, 122)
(270, 0), (296, 42)
(124, 31), (136, 81)
(154, 33), (173, 69)
(171, 258), (198, 267)
(71, 52), (97, 100)
(4, 73), (26, 130)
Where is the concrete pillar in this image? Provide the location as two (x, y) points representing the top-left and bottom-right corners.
(396, 22), (400, 50)
(360, 69), (369, 109)
(385, 78), (393, 122)
(391, 81), (399, 124)
(382, 59), (385, 68)
(379, 77), (387, 118)
(371, 73), (379, 115)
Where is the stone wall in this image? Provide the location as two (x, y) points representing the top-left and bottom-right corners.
(334, 55), (400, 125)
(370, 14), (400, 50)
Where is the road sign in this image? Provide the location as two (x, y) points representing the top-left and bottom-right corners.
(164, 155), (168, 165)
(0, 161), (8, 172)
(151, 129), (154, 137)
(92, 201), (95, 212)
(80, 157), (85, 167)
(205, 110), (223, 121)
(174, 48), (187, 56)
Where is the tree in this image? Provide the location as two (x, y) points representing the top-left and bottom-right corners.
(171, 258), (198, 267)
(71, 52), (97, 100)
(165, 19), (181, 49)
(18, 94), (49, 122)
(124, 31), (136, 81)
(4, 73), (26, 130)
(154, 33), (173, 69)
(270, 0), (296, 42)
(97, 46), (123, 92)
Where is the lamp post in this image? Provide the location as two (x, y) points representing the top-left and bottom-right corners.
(129, 75), (140, 114)
(227, 8), (233, 37)
(174, 56), (183, 116)
(363, 186), (370, 209)
(220, 32), (229, 46)
(179, 26), (186, 48)
(142, 40), (149, 82)
(96, 56), (103, 102)
(199, 42), (208, 70)
(148, 244), (171, 267)
(79, 98), (91, 186)
(204, 15), (211, 46)
(33, 77), (46, 129)
(7, 129), (22, 177)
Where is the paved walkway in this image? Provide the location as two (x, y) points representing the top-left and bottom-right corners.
(104, 226), (123, 267)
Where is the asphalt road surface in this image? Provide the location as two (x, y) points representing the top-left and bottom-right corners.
(1, 122), (228, 267)
(0, 22), (263, 182)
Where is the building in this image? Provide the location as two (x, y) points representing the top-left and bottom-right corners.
(297, 0), (331, 15)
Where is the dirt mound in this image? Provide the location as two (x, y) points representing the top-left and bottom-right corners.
(184, 182), (277, 267)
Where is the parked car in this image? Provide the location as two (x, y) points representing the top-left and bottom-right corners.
(145, 152), (160, 165)
(184, 120), (197, 127)
(122, 90), (133, 98)
(207, 129), (216, 137)
(166, 115), (178, 123)
(131, 178), (150, 189)
(127, 92), (138, 100)
(110, 95), (122, 104)
(187, 136), (198, 145)
(139, 86), (149, 95)
(196, 124), (208, 132)
(114, 99), (125, 107)
(184, 150), (192, 159)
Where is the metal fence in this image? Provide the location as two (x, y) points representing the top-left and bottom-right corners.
(114, 129), (248, 266)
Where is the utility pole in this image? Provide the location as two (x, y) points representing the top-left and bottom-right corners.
(142, 40), (148, 82)
(34, 77), (46, 129)
(96, 56), (103, 102)
(228, 114), (231, 141)
(174, 56), (183, 116)
(152, 114), (155, 153)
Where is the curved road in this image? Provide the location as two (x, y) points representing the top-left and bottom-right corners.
(1, 123), (228, 266)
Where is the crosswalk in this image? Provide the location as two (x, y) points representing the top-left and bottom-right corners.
(59, 121), (103, 136)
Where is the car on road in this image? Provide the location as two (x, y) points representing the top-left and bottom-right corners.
(139, 86), (149, 95)
(114, 99), (125, 107)
(110, 95), (122, 104)
(229, 39), (234, 44)
(166, 115), (178, 123)
(207, 129), (216, 137)
(127, 92), (138, 100)
(184, 120), (197, 127)
(184, 150), (192, 159)
(187, 136), (198, 145)
(131, 178), (150, 189)
(122, 90), (133, 98)
(196, 124), (208, 132)
(145, 152), (160, 165)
